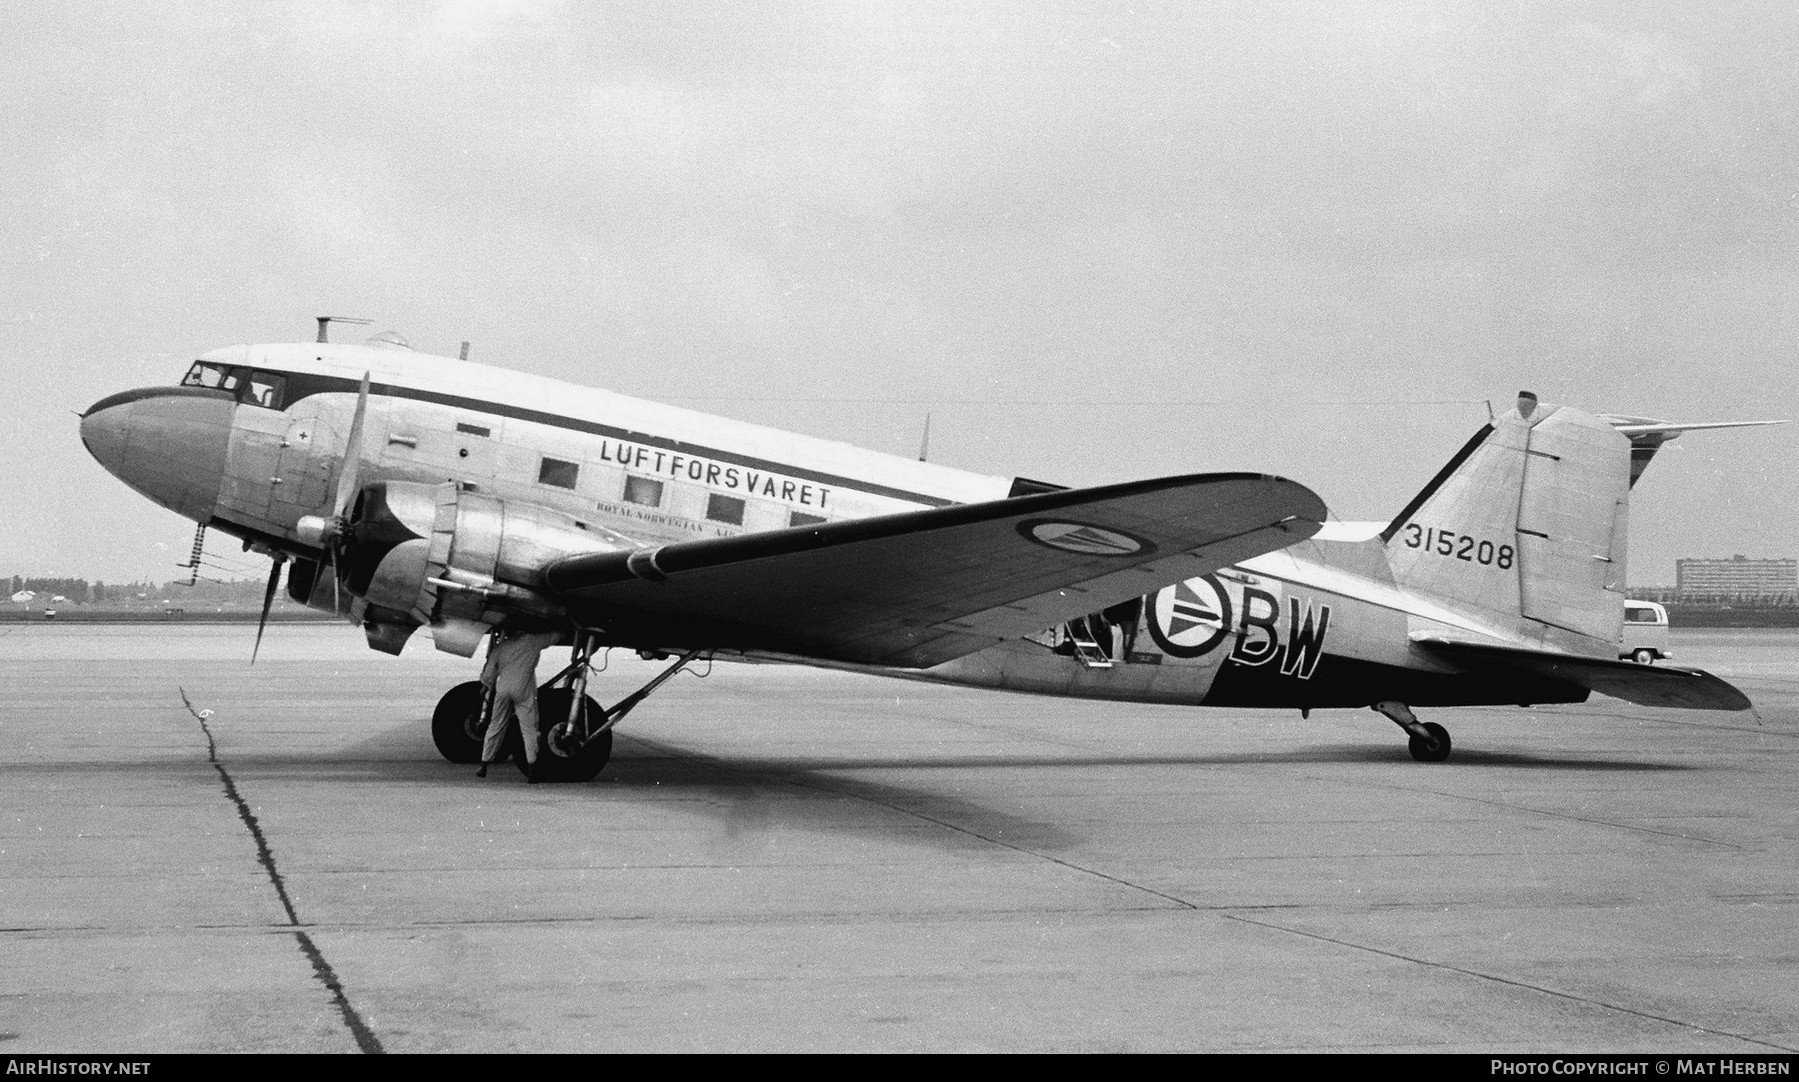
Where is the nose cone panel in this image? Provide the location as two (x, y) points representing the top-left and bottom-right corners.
(78, 401), (129, 474)
(81, 387), (235, 521)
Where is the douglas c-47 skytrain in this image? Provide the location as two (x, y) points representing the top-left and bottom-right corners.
(79, 324), (1781, 780)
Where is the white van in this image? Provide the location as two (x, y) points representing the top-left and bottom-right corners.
(1620, 600), (1671, 664)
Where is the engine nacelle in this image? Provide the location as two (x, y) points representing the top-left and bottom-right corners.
(323, 482), (627, 655)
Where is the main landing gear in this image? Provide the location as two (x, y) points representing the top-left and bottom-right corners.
(1373, 700), (1452, 763)
(428, 635), (704, 783)
(431, 681), (491, 764)
(525, 639), (702, 783)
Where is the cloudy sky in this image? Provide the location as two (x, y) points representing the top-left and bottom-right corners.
(4, 1), (1796, 587)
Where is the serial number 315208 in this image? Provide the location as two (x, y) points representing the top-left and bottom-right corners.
(1402, 523), (1515, 568)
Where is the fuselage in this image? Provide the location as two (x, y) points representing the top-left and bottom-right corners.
(80, 341), (1590, 712)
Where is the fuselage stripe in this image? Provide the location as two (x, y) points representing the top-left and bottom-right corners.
(279, 373), (958, 508)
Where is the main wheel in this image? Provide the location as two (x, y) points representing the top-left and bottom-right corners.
(1407, 721), (1452, 763)
(431, 681), (490, 764)
(515, 687), (611, 782)
(1632, 648), (1656, 665)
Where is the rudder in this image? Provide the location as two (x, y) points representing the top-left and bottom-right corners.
(1384, 393), (1630, 649)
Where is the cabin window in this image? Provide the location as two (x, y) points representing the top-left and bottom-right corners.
(1625, 607), (1658, 623)
(706, 494), (745, 525)
(538, 457), (579, 490)
(456, 422), (491, 437)
(246, 371), (286, 409)
(623, 475), (663, 507)
(790, 511), (826, 527)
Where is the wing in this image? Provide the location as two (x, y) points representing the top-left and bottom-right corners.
(1417, 638), (1752, 711)
(543, 472), (1326, 668)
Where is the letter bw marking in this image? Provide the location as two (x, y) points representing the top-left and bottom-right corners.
(1279, 598), (1332, 680)
(1230, 587), (1282, 667)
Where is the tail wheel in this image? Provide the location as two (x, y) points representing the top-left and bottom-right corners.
(430, 681), (489, 764)
(1407, 721), (1452, 763)
(515, 687), (611, 782)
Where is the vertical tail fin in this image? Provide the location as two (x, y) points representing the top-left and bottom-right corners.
(1384, 393), (1630, 649)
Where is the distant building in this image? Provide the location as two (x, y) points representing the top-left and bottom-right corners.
(10, 590), (35, 604)
(1675, 555), (1798, 600)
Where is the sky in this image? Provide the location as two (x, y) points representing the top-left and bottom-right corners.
(3, 0), (1796, 588)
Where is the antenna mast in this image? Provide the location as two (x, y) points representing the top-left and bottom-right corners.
(315, 315), (373, 343)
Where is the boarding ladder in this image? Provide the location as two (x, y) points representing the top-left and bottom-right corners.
(1064, 619), (1116, 669)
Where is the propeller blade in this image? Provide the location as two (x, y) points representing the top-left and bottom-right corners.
(331, 371), (372, 520)
(251, 557), (284, 664)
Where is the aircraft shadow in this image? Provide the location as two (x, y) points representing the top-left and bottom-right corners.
(605, 740), (1697, 775)
(8, 745), (1693, 781)
(216, 735), (1094, 853)
(118, 730), (1696, 779)
(32, 734), (1694, 862)
(1427, 747), (1695, 771)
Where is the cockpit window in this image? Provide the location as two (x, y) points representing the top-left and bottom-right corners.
(180, 361), (242, 391)
(246, 371), (286, 409)
(180, 362), (286, 408)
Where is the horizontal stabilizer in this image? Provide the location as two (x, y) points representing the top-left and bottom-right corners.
(1417, 638), (1752, 711)
(543, 472), (1327, 668)
(1600, 415), (1789, 489)
(1601, 418), (1788, 438)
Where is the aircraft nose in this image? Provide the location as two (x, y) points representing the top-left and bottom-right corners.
(80, 387), (235, 521)
(79, 396), (131, 473)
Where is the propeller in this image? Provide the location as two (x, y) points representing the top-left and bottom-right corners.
(250, 555), (285, 664)
(294, 371), (373, 617)
(332, 370), (372, 521)
(326, 370), (371, 613)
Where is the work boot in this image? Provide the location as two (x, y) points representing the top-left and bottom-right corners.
(526, 759), (541, 784)
(476, 762), (489, 778)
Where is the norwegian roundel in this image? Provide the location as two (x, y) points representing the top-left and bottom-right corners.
(1146, 574), (1234, 658)
(1018, 520), (1151, 557)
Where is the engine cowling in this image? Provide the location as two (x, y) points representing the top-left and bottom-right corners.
(304, 481), (627, 655)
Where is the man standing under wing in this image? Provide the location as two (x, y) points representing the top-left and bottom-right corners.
(476, 628), (563, 781)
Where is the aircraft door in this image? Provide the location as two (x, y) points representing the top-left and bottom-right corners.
(273, 414), (332, 522)
(272, 390), (386, 527)
(216, 404), (287, 529)
(1055, 597), (1144, 667)
(1102, 597), (1142, 657)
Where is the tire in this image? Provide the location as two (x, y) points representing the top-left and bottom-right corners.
(515, 687), (611, 782)
(430, 681), (490, 764)
(1632, 649), (1655, 665)
(1407, 721), (1452, 763)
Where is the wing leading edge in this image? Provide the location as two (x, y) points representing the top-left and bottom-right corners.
(542, 472), (1327, 668)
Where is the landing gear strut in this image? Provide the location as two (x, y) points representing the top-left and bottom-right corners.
(1373, 700), (1452, 763)
(517, 639), (703, 783)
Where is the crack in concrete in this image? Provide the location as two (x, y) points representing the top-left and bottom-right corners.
(1219, 912), (1797, 1052)
(178, 688), (383, 1054)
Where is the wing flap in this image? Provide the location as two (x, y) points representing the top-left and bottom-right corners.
(1417, 637), (1752, 711)
(543, 472), (1326, 667)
